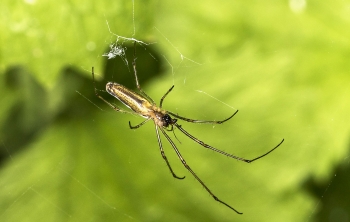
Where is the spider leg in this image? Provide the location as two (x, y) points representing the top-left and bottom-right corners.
(159, 127), (242, 214)
(174, 123), (284, 163)
(92, 67), (134, 114)
(132, 41), (142, 91)
(160, 85), (175, 108)
(155, 124), (185, 180)
(129, 118), (151, 129)
(132, 42), (155, 104)
(168, 110), (239, 124)
(165, 125), (182, 144)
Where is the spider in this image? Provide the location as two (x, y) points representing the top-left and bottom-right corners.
(92, 42), (284, 214)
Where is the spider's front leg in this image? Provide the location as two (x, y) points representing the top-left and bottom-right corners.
(129, 119), (150, 129)
(154, 124), (185, 180)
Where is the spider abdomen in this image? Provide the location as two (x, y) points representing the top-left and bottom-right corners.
(106, 82), (153, 117)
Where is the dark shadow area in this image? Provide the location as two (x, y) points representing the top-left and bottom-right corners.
(0, 42), (164, 166)
(55, 66), (96, 119)
(0, 67), (48, 164)
(304, 139), (350, 222)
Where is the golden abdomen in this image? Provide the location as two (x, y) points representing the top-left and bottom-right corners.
(106, 82), (154, 117)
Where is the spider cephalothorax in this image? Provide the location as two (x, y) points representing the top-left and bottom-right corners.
(162, 114), (177, 128)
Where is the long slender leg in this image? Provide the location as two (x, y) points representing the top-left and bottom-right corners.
(167, 125), (182, 144)
(129, 119), (151, 129)
(159, 127), (242, 214)
(160, 85), (174, 108)
(132, 41), (142, 91)
(92, 67), (133, 114)
(132, 42), (155, 104)
(168, 110), (239, 124)
(175, 123), (284, 163)
(155, 124), (185, 180)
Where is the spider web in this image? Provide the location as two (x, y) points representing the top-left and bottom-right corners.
(73, 1), (245, 220)
(74, 1), (350, 220)
(78, 14), (348, 219)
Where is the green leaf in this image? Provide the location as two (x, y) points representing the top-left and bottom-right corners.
(1, 0), (350, 221)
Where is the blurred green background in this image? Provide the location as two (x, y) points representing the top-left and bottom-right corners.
(1, 0), (350, 221)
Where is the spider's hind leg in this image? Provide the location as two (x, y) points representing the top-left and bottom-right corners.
(131, 41), (154, 104)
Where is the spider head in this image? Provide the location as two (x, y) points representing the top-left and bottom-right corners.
(162, 114), (177, 127)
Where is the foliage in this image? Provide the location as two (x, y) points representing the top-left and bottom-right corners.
(1, 0), (350, 221)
